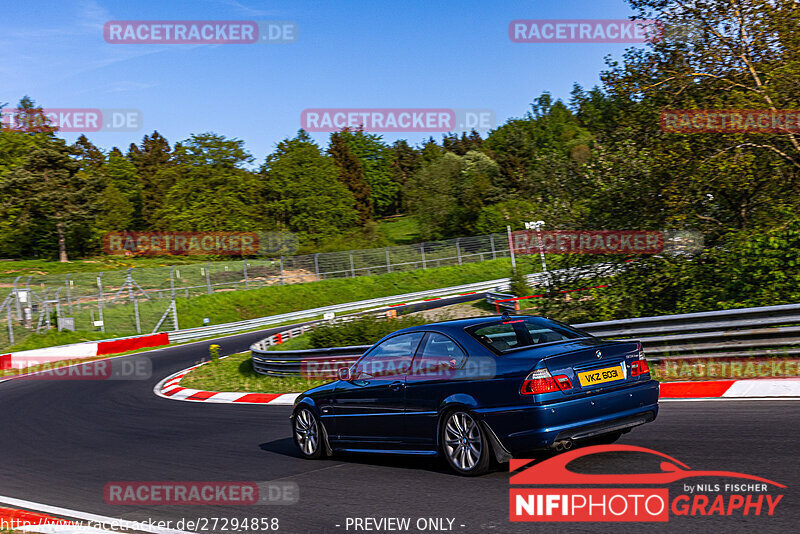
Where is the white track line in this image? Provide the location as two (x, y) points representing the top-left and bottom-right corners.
(153, 361), (299, 406)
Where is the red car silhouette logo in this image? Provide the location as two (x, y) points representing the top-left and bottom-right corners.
(510, 444), (785, 487)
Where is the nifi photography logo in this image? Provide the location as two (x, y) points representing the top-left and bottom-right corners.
(509, 445), (784, 522)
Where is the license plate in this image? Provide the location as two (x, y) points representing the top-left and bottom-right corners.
(577, 365), (624, 387)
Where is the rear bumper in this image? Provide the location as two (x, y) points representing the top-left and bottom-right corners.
(475, 379), (659, 454)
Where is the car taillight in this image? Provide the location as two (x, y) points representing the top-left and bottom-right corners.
(631, 347), (650, 377)
(521, 369), (572, 395)
(555, 375), (573, 389)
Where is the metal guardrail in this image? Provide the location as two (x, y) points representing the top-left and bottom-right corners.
(486, 291), (517, 311)
(252, 345), (371, 376)
(573, 303), (800, 360)
(166, 276), (518, 344)
(250, 302), (800, 376)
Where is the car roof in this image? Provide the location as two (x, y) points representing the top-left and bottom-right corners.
(393, 315), (551, 335)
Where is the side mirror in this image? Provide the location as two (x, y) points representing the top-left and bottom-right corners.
(338, 367), (352, 381)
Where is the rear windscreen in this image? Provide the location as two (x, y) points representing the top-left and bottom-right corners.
(466, 317), (587, 353)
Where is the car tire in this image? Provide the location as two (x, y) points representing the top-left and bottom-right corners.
(293, 407), (324, 459)
(440, 410), (490, 476)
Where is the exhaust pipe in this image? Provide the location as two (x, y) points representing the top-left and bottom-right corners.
(552, 439), (573, 452)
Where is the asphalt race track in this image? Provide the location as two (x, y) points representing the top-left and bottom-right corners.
(1, 328), (798, 534)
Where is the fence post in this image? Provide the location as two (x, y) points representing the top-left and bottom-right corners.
(314, 253), (320, 280)
(205, 263), (212, 294)
(170, 266), (179, 331)
(127, 268), (141, 334)
(12, 276), (21, 321)
(243, 260), (249, 290)
(96, 273), (105, 333)
(456, 238), (462, 265)
(507, 226), (516, 270)
(385, 248), (391, 273)
(54, 288), (62, 324)
(65, 274), (73, 315)
(349, 251), (356, 278)
(6, 302), (13, 346)
(421, 243), (427, 269)
(23, 277), (32, 328)
(490, 234), (496, 260)
(280, 256), (285, 285)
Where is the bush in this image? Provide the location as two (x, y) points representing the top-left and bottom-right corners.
(308, 315), (429, 348)
(509, 266), (532, 297)
(209, 343), (221, 363)
(523, 219), (800, 323)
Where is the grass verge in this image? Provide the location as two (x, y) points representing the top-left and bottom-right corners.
(181, 351), (330, 393)
(173, 258), (512, 328)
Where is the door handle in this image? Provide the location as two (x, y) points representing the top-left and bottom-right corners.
(389, 381), (405, 391)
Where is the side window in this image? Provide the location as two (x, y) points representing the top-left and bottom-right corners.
(410, 333), (467, 378)
(353, 332), (424, 380)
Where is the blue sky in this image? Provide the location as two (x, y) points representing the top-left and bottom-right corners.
(2, 0), (644, 161)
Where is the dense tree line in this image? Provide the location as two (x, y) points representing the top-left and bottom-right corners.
(1, 0), (798, 262)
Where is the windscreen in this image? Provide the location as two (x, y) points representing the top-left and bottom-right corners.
(466, 317), (588, 353)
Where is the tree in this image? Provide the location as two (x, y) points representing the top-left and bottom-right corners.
(442, 130), (483, 155)
(0, 137), (104, 261)
(154, 166), (265, 231)
(9, 96), (58, 134)
(93, 181), (134, 246)
(389, 139), (421, 186)
(597, 0), (800, 238)
(153, 133), (265, 231)
(73, 135), (105, 170)
(328, 130), (373, 224)
(173, 132), (254, 168)
(509, 265), (532, 298)
(483, 93), (594, 195)
(261, 131), (359, 241)
(473, 199), (541, 235)
(404, 152), (465, 239)
(333, 129), (399, 218)
(608, 0), (800, 166)
(404, 150), (504, 238)
(458, 151), (503, 229)
(127, 131), (173, 223)
(104, 150), (143, 228)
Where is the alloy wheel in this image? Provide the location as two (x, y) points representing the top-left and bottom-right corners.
(443, 411), (483, 471)
(294, 408), (319, 457)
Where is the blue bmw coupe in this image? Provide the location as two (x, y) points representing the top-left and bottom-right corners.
(291, 315), (659, 475)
